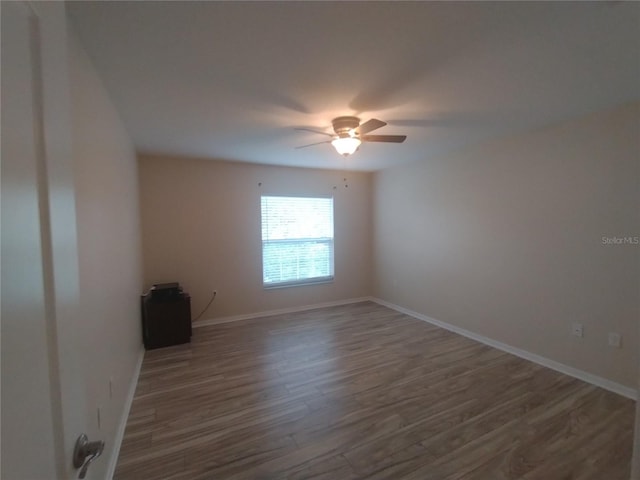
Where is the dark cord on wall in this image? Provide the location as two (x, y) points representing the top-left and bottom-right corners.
(193, 290), (217, 322)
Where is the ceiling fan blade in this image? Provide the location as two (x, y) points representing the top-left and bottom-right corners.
(362, 134), (407, 143)
(357, 118), (387, 135)
(294, 127), (334, 137)
(295, 140), (332, 149)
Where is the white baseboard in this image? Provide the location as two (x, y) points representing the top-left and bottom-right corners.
(193, 296), (374, 328)
(371, 297), (637, 400)
(106, 346), (145, 479)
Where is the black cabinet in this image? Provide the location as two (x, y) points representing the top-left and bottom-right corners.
(141, 290), (191, 350)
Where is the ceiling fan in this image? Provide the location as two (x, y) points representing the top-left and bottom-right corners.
(295, 116), (407, 156)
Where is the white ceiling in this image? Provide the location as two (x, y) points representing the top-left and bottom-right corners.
(68, 1), (639, 171)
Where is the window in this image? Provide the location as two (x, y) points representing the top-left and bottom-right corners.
(261, 195), (334, 288)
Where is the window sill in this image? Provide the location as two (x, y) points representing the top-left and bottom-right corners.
(263, 277), (334, 290)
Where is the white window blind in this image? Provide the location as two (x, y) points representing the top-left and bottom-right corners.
(261, 196), (334, 288)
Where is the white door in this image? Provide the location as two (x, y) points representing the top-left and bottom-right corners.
(1, 2), (91, 478)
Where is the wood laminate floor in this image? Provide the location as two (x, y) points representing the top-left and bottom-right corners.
(114, 302), (635, 480)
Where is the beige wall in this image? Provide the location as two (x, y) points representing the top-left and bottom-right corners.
(139, 155), (372, 319)
(69, 31), (143, 479)
(373, 102), (639, 388)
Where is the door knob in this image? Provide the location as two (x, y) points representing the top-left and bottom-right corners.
(73, 434), (104, 479)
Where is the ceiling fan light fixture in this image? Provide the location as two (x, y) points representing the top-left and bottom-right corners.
(331, 136), (361, 156)
(295, 116), (405, 154)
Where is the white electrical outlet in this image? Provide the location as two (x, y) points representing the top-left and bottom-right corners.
(608, 332), (621, 348)
(571, 323), (584, 338)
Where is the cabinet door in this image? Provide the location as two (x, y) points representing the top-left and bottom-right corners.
(144, 297), (191, 349)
